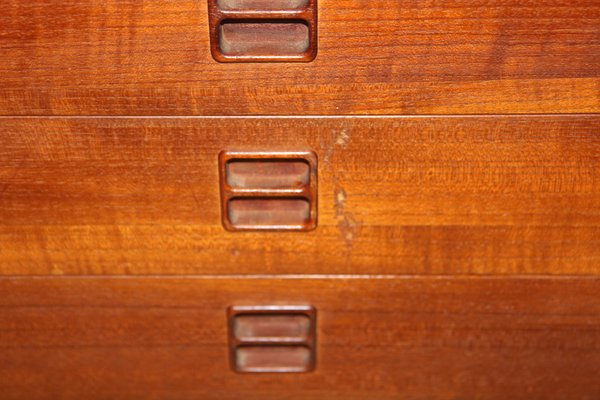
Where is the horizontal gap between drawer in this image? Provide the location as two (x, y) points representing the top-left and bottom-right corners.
(1, 275), (598, 280)
(1, 114), (599, 119)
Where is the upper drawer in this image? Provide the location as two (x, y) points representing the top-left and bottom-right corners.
(0, 0), (598, 115)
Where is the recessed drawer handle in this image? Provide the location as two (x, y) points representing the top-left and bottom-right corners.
(208, 0), (318, 62)
(228, 305), (317, 373)
(219, 151), (318, 231)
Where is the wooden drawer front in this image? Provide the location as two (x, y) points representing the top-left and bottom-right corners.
(1, 116), (599, 276)
(0, 1), (598, 115)
(1, 276), (598, 400)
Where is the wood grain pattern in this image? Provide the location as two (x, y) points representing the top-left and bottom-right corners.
(0, 276), (598, 400)
(1, 116), (599, 276)
(0, 0), (599, 115)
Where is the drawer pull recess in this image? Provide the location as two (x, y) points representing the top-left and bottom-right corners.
(228, 305), (317, 373)
(208, 0), (318, 62)
(219, 151), (318, 231)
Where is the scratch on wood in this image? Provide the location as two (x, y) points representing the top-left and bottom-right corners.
(336, 129), (350, 147)
(335, 187), (360, 252)
(323, 125), (352, 165)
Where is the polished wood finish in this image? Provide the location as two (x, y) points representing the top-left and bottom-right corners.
(1, 0), (598, 115)
(0, 276), (598, 399)
(2, 0), (599, 396)
(1, 116), (598, 276)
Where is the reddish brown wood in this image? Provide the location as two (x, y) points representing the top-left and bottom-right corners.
(1, 1), (599, 396)
(1, 116), (598, 276)
(0, 276), (598, 399)
(208, 0), (318, 62)
(228, 305), (316, 373)
(219, 151), (318, 231)
(0, 0), (598, 115)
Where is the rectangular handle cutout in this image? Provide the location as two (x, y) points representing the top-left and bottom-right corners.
(219, 21), (310, 57)
(233, 314), (311, 341)
(228, 198), (310, 227)
(226, 159), (310, 189)
(236, 346), (312, 373)
(217, 0), (309, 11)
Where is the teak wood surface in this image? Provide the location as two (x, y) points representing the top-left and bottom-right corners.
(1, 276), (599, 400)
(1, 116), (598, 276)
(1, 0), (600, 398)
(0, 0), (599, 115)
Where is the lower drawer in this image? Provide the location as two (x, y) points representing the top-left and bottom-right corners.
(1, 276), (599, 399)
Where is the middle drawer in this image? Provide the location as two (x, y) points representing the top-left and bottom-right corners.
(1, 116), (598, 276)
